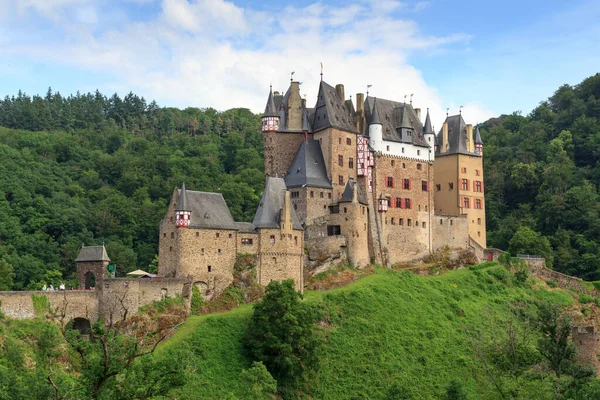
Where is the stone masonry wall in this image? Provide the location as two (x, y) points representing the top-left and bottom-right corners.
(432, 214), (470, 251)
(256, 228), (304, 291)
(572, 327), (600, 374)
(290, 186), (332, 227)
(264, 132), (305, 177)
(237, 232), (259, 255)
(330, 202), (370, 267)
(0, 290), (99, 323)
(158, 188), (179, 278)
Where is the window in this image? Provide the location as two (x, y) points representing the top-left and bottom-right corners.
(440, 219), (443, 225)
(417, 150), (421, 156)
(196, 232), (199, 237)
(387, 176), (394, 187)
(415, 221), (419, 227)
(310, 191), (314, 198)
(478, 231), (481, 237)
(338, 175), (344, 185)
(201, 248), (204, 255)
(461, 179), (469, 191)
(391, 217), (395, 225)
(407, 219), (412, 226)
(396, 197), (402, 208)
(417, 163), (422, 170)
(391, 160), (395, 167)
(461, 167), (467, 173)
(403, 179), (411, 190)
(422, 180), (428, 191)
(170, 217), (173, 222)
(328, 193), (332, 199)
(449, 183), (454, 190)
(349, 157), (354, 169)
(339, 137), (342, 144)
(399, 218), (404, 226)
(338, 155), (343, 166)
(218, 249), (222, 254)
(475, 181), (483, 192)
(329, 204), (340, 214)
(163, 233), (166, 238)
(476, 169), (481, 176)
(269, 235), (275, 244)
(241, 238), (253, 245)
(207, 265), (212, 273)
(346, 138), (352, 145)
(402, 163), (406, 169)
(320, 192), (324, 198)
(169, 246), (172, 252)
(402, 147), (405, 153)
(228, 233), (232, 238)
(295, 236), (298, 246)
(171, 232), (174, 239)
(477, 218), (482, 225)
(216, 232), (220, 238)
(463, 197), (470, 208)
(436, 184), (441, 191)
(327, 225), (341, 236)
(344, 207), (347, 214)
(422, 222), (426, 228)
(405, 198), (412, 209)
(291, 191), (300, 198)
(386, 145), (390, 151)
(475, 199), (483, 209)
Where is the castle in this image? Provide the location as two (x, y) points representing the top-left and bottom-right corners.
(156, 76), (486, 297)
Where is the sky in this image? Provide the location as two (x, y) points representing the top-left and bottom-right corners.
(1, 0), (599, 129)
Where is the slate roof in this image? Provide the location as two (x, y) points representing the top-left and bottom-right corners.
(178, 189), (238, 230)
(263, 87), (278, 117)
(284, 140), (332, 189)
(370, 98), (382, 125)
(253, 177), (303, 230)
(475, 126), (483, 145)
(435, 114), (476, 156)
(339, 179), (368, 205)
(235, 222), (256, 233)
(423, 109), (433, 134)
(76, 245), (110, 262)
(311, 80), (358, 133)
(175, 183), (189, 211)
(364, 96), (429, 148)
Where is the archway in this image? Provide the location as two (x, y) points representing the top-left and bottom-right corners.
(71, 317), (92, 336)
(84, 271), (96, 289)
(194, 281), (208, 296)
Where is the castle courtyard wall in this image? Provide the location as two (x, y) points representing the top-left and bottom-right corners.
(0, 290), (99, 323)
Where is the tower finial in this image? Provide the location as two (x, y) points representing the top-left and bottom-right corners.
(290, 71), (295, 82)
(320, 62), (323, 81)
(459, 105), (464, 114)
(410, 93), (414, 105)
(367, 84), (372, 97)
(446, 108), (449, 117)
(403, 94), (407, 104)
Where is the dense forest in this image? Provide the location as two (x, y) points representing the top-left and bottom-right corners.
(0, 73), (599, 289)
(0, 90), (264, 289)
(483, 73), (600, 280)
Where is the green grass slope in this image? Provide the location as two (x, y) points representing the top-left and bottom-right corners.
(159, 264), (575, 399)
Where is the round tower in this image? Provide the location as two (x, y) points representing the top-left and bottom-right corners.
(262, 86), (280, 133)
(175, 183), (191, 228)
(423, 108), (435, 160)
(475, 126), (484, 156)
(368, 98), (383, 151)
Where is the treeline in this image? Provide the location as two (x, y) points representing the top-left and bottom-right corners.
(0, 89), (264, 290)
(483, 73), (600, 280)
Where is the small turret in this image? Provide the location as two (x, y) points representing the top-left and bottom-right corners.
(475, 126), (484, 156)
(378, 193), (388, 213)
(262, 86), (280, 133)
(423, 108), (434, 146)
(368, 98), (383, 151)
(175, 183), (191, 228)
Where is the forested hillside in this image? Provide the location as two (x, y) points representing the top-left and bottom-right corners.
(0, 90), (263, 289)
(482, 73), (600, 280)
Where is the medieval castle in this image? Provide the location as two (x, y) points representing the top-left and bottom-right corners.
(156, 77), (486, 298)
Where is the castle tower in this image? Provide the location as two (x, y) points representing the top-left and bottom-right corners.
(423, 109), (435, 161)
(368, 98), (383, 151)
(337, 180), (370, 266)
(434, 114), (486, 249)
(261, 86), (280, 133)
(253, 177), (304, 291)
(175, 183), (191, 228)
(76, 245), (110, 289)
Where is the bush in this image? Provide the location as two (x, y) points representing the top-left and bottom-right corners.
(546, 280), (558, 288)
(579, 294), (594, 304)
(190, 285), (204, 316)
(241, 361), (277, 400)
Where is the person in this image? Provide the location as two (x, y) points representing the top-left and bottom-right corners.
(42, 284), (47, 291)
(59, 283), (65, 290)
(49, 284), (54, 291)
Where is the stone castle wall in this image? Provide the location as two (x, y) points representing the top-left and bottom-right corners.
(256, 228), (304, 291)
(264, 132), (305, 177)
(432, 214), (470, 251)
(0, 290), (99, 323)
(572, 327), (600, 374)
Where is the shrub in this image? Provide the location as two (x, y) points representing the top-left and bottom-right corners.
(579, 294), (594, 304)
(31, 294), (49, 316)
(546, 280), (558, 288)
(513, 265), (529, 285)
(190, 285), (204, 316)
(241, 361), (277, 400)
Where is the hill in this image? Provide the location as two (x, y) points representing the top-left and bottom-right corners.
(155, 264), (588, 399)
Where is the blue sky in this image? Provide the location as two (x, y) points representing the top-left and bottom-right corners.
(1, 0), (598, 127)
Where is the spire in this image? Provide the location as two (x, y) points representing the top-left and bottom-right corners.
(370, 98), (382, 126)
(175, 183), (189, 212)
(263, 86), (278, 117)
(423, 108), (433, 134)
(475, 126), (483, 145)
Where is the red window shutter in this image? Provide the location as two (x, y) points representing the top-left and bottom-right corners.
(400, 198), (405, 209)
(426, 181), (430, 191)
(390, 197), (395, 208)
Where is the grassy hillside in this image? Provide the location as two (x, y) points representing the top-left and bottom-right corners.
(158, 264), (578, 399)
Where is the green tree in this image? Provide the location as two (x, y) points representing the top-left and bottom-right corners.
(243, 279), (321, 396)
(241, 361), (277, 400)
(443, 380), (468, 400)
(0, 259), (15, 290)
(508, 226), (554, 267)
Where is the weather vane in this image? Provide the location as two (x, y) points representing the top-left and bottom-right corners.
(459, 105), (464, 114)
(410, 93), (414, 105)
(367, 84), (372, 97)
(290, 71), (295, 82)
(320, 62), (323, 81)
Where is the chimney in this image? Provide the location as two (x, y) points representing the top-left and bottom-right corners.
(335, 84), (345, 101)
(356, 93), (365, 133)
(415, 108), (421, 120)
(466, 124), (474, 152)
(274, 91), (280, 96)
(302, 98), (307, 109)
(442, 122), (449, 153)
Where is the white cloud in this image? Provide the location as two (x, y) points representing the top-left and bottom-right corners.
(1, 0), (485, 129)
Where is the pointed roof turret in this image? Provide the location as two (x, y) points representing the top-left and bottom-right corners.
(253, 177), (302, 230)
(370, 98), (382, 126)
(284, 140), (332, 189)
(263, 86), (278, 117)
(423, 108), (433, 134)
(175, 183), (189, 211)
(302, 109), (311, 132)
(339, 179), (368, 204)
(75, 245), (110, 262)
(475, 126), (483, 145)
